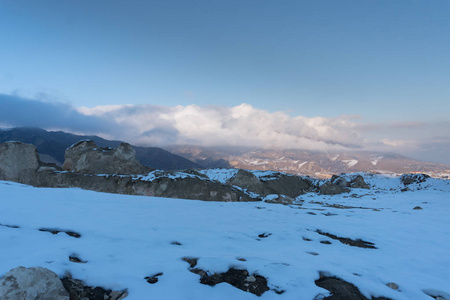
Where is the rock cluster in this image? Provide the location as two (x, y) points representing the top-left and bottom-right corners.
(319, 174), (370, 195)
(0, 141), (256, 202)
(400, 173), (430, 185)
(182, 257), (275, 296)
(0, 141), (371, 202)
(0, 267), (127, 300)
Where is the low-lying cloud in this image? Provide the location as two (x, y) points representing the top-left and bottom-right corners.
(1, 94), (449, 164)
(78, 103), (364, 151)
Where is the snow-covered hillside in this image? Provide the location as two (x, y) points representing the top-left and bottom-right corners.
(0, 175), (449, 299)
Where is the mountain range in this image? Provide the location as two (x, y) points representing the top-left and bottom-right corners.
(1, 127), (449, 178)
(164, 145), (450, 178)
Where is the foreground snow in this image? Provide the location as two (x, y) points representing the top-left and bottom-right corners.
(0, 176), (449, 299)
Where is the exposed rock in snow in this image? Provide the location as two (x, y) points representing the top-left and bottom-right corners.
(63, 140), (150, 175)
(263, 194), (294, 205)
(315, 274), (392, 300)
(350, 175), (370, 189)
(386, 282), (399, 290)
(319, 182), (350, 195)
(226, 169), (312, 198)
(316, 230), (377, 249)
(0, 266), (69, 300)
(400, 173), (430, 185)
(0, 142), (40, 183)
(330, 174), (370, 190)
(61, 276), (128, 300)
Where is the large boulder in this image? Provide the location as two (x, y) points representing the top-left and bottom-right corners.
(0, 266), (69, 300)
(227, 170), (312, 197)
(262, 174), (312, 197)
(319, 182), (350, 195)
(0, 142), (40, 183)
(227, 170), (267, 195)
(331, 175), (350, 188)
(350, 175), (370, 189)
(63, 140), (150, 175)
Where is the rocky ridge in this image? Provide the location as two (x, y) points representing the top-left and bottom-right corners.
(0, 141), (378, 203)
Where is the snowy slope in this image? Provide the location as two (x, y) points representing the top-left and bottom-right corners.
(0, 177), (449, 299)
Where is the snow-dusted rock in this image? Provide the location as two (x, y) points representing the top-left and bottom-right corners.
(227, 169), (267, 195)
(264, 194), (294, 205)
(330, 174), (370, 189)
(63, 140), (150, 175)
(0, 266), (69, 300)
(226, 169), (312, 197)
(400, 173), (430, 185)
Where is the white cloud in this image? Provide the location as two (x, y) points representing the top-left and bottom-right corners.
(3, 94), (448, 163)
(78, 103), (365, 151)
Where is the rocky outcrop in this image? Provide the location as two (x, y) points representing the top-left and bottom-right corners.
(0, 142), (256, 202)
(350, 175), (370, 189)
(330, 174), (370, 190)
(319, 182), (350, 195)
(0, 266), (69, 300)
(63, 140), (150, 175)
(61, 276), (128, 300)
(226, 170), (312, 197)
(0, 142), (40, 183)
(227, 170), (267, 195)
(0, 141), (371, 202)
(46, 172), (256, 202)
(400, 173), (430, 185)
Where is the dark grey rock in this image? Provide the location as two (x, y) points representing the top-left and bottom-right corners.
(227, 170), (267, 195)
(190, 268), (270, 296)
(316, 230), (377, 249)
(227, 170), (312, 198)
(331, 175), (350, 188)
(350, 175), (370, 189)
(61, 277), (127, 300)
(145, 273), (163, 284)
(315, 274), (392, 300)
(400, 174), (430, 185)
(319, 182), (350, 195)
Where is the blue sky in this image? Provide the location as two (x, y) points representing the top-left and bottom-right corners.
(0, 1), (449, 163)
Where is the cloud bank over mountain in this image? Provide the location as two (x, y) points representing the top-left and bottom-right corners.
(78, 103), (363, 151)
(1, 94), (449, 164)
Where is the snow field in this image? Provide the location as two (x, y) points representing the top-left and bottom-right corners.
(0, 178), (449, 299)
